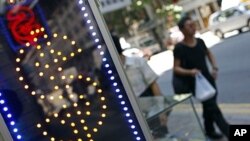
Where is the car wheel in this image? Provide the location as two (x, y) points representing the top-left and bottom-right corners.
(215, 30), (224, 39)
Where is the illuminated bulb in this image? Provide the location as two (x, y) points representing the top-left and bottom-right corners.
(57, 52), (62, 56)
(102, 105), (107, 109)
(70, 75), (74, 79)
(61, 76), (66, 80)
(47, 42), (51, 46)
(43, 131), (47, 136)
(63, 104), (67, 109)
(33, 38), (38, 42)
(19, 77), (23, 81)
(40, 95), (45, 99)
(45, 118), (50, 123)
(62, 57), (67, 61)
(102, 113), (106, 118)
(39, 72), (44, 77)
(98, 121), (103, 125)
(54, 86), (59, 90)
(77, 111), (81, 115)
(16, 67), (20, 72)
(71, 41), (76, 45)
(80, 119), (85, 124)
(70, 94), (74, 98)
(66, 113), (71, 118)
(51, 137), (55, 141)
(86, 77), (91, 81)
(44, 34), (48, 38)
(79, 95), (85, 99)
(50, 76), (55, 80)
(58, 67), (62, 71)
(59, 95), (63, 99)
(71, 123), (76, 127)
(86, 111), (91, 116)
(63, 35), (67, 40)
(40, 53), (45, 57)
(24, 85), (29, 89)
(90, 139), (94, 141)
(36, 45), (41, 50)
(93, 128), (98, 132)
(54, 113), (58, 118)
(78, 139), (83, 141)
(73, 103), (78, 107)
(74, 129), (78, 134)
(78, 48), (82, 53)
(30, 31), (34, 35)
(25, 42), (30, 47)
(49, 96), (54, 100)
(35, 62), (40, 67)
(83, 126), (88, 131)
(53, 33), (58, 38)
(87, 133), (91, 138)
(85, 102), (90, 106)
(70, 53), (75, 57)
(37, 124), (41, 128)
(31, 91), (36, 96)
(101, 97), (105, 101)
(54, 59), (58, 63)
(61, 120), (65, 124)
(78, 75), (83, 79)
(93, 82), (97, 86)
(65, 85), (70, 89)
(45, 64), (49, 69)
(50, 49), (55, 54)
(97, 89), (102, 94)
(19, 49), (24, 54)
(41, 27), (45, 32)
(16, 58), (20, 62)
(35, 29), (40, 33)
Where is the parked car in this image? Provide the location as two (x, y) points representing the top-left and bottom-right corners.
(209, 6), (250, 38)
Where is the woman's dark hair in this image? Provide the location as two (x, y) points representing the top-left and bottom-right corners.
(177, 16), (191, 30)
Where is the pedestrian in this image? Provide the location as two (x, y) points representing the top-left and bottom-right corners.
(109, 32), (170, 139)
(173, 16), (229, 139)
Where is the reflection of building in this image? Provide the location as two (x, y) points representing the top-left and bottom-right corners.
(177, 0), (219, 31)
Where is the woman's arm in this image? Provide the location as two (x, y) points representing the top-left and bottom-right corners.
(173, 58), (199, 77)
(207, 49), (218, 79)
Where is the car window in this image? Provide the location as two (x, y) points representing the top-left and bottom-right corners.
(217, 9), (242, 22)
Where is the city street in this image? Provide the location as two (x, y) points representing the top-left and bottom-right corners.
(147, 31), (250, 139)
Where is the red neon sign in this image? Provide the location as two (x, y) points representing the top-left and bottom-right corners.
(6, 6), (43, 45)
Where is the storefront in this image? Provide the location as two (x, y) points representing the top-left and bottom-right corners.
(0, 0), (204, 141)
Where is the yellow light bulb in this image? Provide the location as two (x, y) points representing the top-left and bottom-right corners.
(44, 34), (48, 38)
(33, 38), (38, 42)
(63, 104), (67, 109)
(47, 42), (51, 46)
(93, 82), (97, 86)
(58, 67), (62, 71)
(70, 75), (74, 79)
(46, 118), (50, 123)
(78, 75), (83, 79)
(50, 137), (55, 141)
(45, 64), (49, 69)
(102, 105), (107, 109)
(97, 89), (102, 94)
(102, 113), (106, 118)
(40, 53), (45, 57)
(73, 103), (78, 107)
(61, 120), (65, 124)
(61, 76), (66, 80)
(93, 128), (98, 132)
(16, 67), (20, 72)
(49, 96), (54, 100)
(54, 113), (58, 118)
(24, 85), (29, 89)
(85, 102), (90, 106)
(80, 119), (85, 124)
(65, 85), (70, 89)
(43, 131), (47, 136)
(50, 76), (55, 80)
(30, 31), (34, 35)
(35, 29), (40, 33)
(57, 52), (62, 56)
(71, 41), (76, 45)
(70, 53), (75, 57)
(101, 97), (105, 101)
(74, 129), (78, 134)
(16, 58), (20, 63)
(86, 111), (91, 116)
(54, 86), (59, 90)
(40, 95), (45, 99)
(78, 48), (82, 53)
(35, 62), (40, 67)
(36, 45), (41, 50)
(59, 95), (63, 99)
(19, 49), (24, 54)
(77, 111), (81, 115)
(66, 113), (71, 118)
(78, 139), (83, 141)
(86, 77), (91, 81)
(31, 91), (36, 96)
(79, 95), (85, 99)
(83, 126), (88, 131)
(70, 94), (74, 98)
(41, 27), (45, 32)
(87, 133), (91, 138)
(98, 121), (103, 125)
(39, 72), (44, 77)
(50, 49), (55, 54)
(19, 77), (24, 81)
(53, 33), (58, 38)
(54, 59), (58, 63)
(37, 124), (41, 128)
(63, 35), (67, 40)
(25, 42), (30, 47)
(71, 123), (76, 127)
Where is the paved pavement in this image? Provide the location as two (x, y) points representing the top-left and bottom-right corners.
(146, 31), (250, 141)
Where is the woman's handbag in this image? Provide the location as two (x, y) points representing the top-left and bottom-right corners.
(195, 73), (216, 101)
(172, 74), (191, 94)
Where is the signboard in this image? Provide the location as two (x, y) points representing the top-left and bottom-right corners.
(99, 0), (131, 13)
